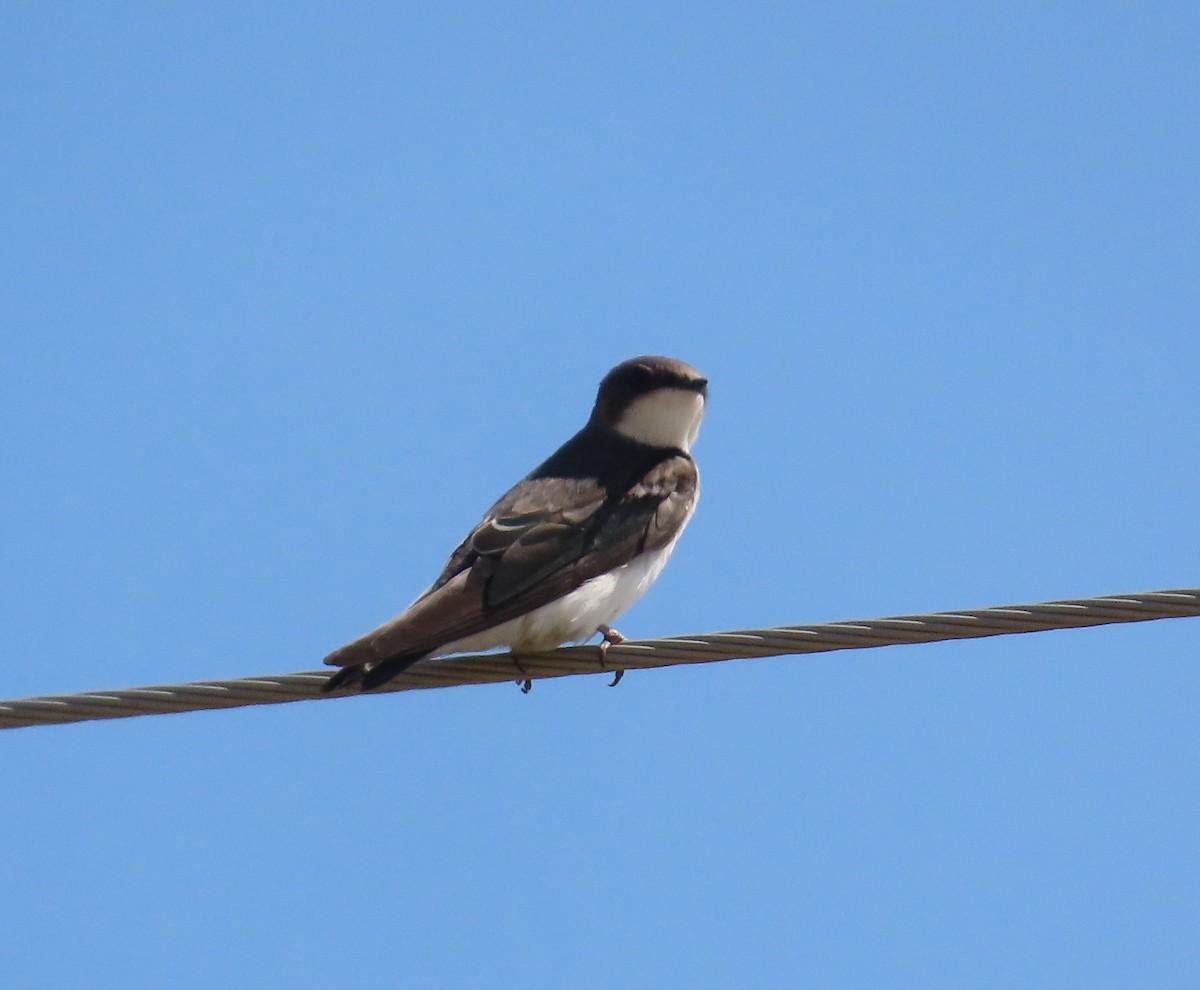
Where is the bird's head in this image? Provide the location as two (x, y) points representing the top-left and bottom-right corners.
(590, 355), (708, 453)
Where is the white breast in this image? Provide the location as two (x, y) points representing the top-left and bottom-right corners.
(435, 512), (695, 657)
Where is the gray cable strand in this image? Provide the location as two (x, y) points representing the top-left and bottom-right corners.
(2, 587), (1197, 731)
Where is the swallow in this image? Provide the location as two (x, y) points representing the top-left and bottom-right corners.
(322, 355), (707, 693)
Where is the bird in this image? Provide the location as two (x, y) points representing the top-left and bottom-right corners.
(321, 354), (708, 693)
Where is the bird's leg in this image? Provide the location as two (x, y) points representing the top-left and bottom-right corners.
(510, 654), (533, 694)
(597, 625), (626, 687)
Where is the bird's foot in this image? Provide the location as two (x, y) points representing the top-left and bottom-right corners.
(597, 625), (626, 687)
(511, 655), (533, 694)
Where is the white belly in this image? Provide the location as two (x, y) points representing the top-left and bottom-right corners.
(435, 537), (684, 657)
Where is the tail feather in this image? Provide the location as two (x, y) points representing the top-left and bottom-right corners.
(360, 651), (426, 691)
(320, 664), (364, 694)
(320, 650), (428, 694)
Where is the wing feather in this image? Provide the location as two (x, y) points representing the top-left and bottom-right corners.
(323, 447), (698, 678)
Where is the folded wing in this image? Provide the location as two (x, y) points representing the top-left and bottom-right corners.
(323, 453), (697, 686)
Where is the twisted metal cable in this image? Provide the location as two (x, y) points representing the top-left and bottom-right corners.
(2, 587), (1197, 731)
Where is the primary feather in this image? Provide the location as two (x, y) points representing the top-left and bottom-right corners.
(322, 356), (706, 693)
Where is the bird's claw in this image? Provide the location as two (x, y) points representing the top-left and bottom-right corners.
(512, 655), (533, 694)
(597, 625), (627, 688)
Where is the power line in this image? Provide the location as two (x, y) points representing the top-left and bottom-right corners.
(2, 587), (1197, 731)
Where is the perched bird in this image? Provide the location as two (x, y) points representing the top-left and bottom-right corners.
(322, 355), (707, 693)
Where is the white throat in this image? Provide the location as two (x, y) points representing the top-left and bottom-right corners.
(614, 388), (705, 452)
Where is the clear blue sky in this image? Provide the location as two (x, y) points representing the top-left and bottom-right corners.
(3, 3), (1198, 986)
